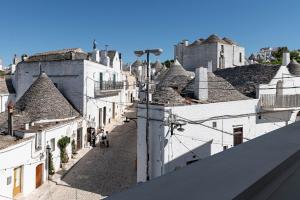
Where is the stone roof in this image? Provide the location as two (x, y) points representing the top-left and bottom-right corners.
(0, 133), (33, 150)
(287, 60), (300, 75)
(222, 37), (237, 45)
(158, 60), (194, 90)
(188, 35), (239, 46)
(151, 60), (163, 72)
(13, 73), (79, 124)
(153, 60), (251, 105)
(202, 34), (228, 44)
(152, 87), (186, 105)
(26, 48), (88, 62)
(132, 59), (143, 68)
(0, 77), (15, 94)
(214, 64), (281, 98)
(182, 73), (249, 103)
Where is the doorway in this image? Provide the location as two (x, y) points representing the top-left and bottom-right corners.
(112, 103), (116, 119)
(103, 106), (106, 125)
(77, 128), (83, 150)
(99, 108), (103, 128)
(233, 127), (243, 146)
(35, 164), (43, 188)
(13, 166), (22, 197)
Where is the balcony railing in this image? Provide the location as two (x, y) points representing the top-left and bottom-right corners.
(94, 81), (123, 97)
(260, 94), (300, 109)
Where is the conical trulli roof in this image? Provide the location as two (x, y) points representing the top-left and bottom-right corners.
(15, 73), (79, 123)
(152, 60), (163, 72)
(158, 60), (194, 86)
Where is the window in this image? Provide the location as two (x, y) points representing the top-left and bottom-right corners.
(258, 115), (262, 120)
(221, 45), (224, 52)
(35, 132), (42, 151)
(233, 127), (243, 146)
(239, 52), (242, 63)
(212, 121), (217, 128)
(50, 138), (55, 152)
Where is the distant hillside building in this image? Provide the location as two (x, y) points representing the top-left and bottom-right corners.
(174, 34), (245, 72)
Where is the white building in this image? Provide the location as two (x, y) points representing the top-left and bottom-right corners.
(137, 54), (300, 182)
(0, 73), (85, 199)
(174, 34), (245, 72)
(0, 77), (15, 112)
(13, 48), (127, 134)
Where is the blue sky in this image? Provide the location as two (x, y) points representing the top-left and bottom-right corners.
(0, 0), (299, 65)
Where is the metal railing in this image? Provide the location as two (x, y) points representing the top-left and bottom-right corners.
(95, 81), (123, 92)
(260, 94), (300, 109)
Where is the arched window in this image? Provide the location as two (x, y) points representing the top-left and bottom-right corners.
(276, 80), (283, 96)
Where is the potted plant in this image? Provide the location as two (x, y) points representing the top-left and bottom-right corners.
(57, 136), (70, 169)
(48, 152), (55, 180)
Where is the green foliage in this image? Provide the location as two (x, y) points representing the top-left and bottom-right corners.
(267, 47), (300, 64)
(48, 152), (55, 175)
(163, 60), (174, 68)
(58, 136), (70, 163)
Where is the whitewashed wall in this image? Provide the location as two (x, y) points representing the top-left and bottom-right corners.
(137, 98), (298, 182)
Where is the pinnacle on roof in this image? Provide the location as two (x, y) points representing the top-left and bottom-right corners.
(15, 73), (79, 123)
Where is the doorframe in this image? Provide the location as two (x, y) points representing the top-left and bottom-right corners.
(13, 166), (23, 197)
(35, 163), (43, 189)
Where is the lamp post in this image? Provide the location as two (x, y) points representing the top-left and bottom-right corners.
(134, 48), (163, 181)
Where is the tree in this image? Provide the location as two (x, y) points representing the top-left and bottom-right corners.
(163, 60), (174, 68)
(58, 136), (70, 164)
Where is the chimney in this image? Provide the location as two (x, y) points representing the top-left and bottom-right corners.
(92, 49), (100, 63)
(194, 67), (208, 101)
(7, 101), (14, 136)
(282, 52), (290, 66)
(207, 61), (213, 72)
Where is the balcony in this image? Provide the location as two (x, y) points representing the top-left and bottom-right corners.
(94, 81), (123, 98)
(260, 94), (300, 110)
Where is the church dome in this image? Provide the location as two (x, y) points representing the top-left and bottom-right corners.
(287, 60), (300, 75)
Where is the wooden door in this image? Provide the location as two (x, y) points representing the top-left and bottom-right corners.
(13, 167), (22, 197)
(36, 164), (43, 188)
(233, 127), (243, 146)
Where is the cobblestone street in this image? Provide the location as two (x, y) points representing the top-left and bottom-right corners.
(23, 108), (137, 200)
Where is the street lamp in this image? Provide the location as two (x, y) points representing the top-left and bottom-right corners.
(134, 48), (163, 181)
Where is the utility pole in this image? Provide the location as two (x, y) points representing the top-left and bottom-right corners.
(145, 51), (150, 180)
(134, 49), (163, 181)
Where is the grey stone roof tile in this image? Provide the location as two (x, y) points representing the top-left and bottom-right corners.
(214, 64), (281, 98)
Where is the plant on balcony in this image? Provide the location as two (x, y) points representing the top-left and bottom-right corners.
(58, 136), (70, 164)
(48, 152), (55, 175)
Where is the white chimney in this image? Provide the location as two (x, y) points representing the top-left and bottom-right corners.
(100, 50), (110, 66)
(25, 123), (29, 130)
(207, 61), (213, 72)
(194, 67), (208, 101)
(282, 52), (290, 66)
(92, 49), (100, 63)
